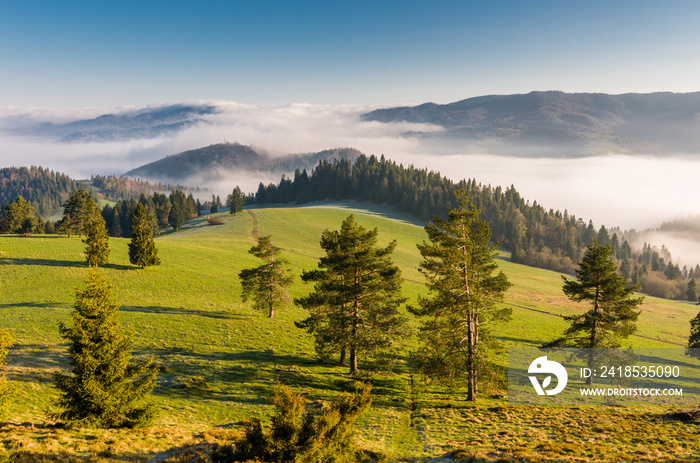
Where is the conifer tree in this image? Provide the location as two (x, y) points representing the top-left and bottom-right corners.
(83, 202), (110, 267)
(296, 215), (407, 374)
(239, 235), (293, 318)
(60, 189), (94, 237)
(411, 191), (512, 400)
(168, 190), (188, 230)
(544, 240), (644, 383)
(128, 204), (161, 268)
(687, 311), (700, 360)
(227, 186), (245, 215)
(52, 270), (157, 428)
(0, 195), (37, 234)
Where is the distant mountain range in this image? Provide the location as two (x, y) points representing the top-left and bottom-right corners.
(9, 104), (217, 142)
(362, 91), (700, 155)
(125, 143), (362, 181)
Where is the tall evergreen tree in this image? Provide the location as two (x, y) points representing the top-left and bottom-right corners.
(52, 270), (157, 428)
(59, 189), (94, 237)
(239, 235), (293, 318)
(296, 215), (407, 374)
(687, 278), (698, 303)
(128, 204), (161, 269)
(0, 195), (37, 234)
(410, 191), (512, 400)
(168, 190), (188, 230)
(83, 202), (110, 267)
(227, 186), (245, 215)
(544, 240), (644, 383)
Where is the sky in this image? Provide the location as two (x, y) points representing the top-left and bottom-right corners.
(2, 1), (700, 107)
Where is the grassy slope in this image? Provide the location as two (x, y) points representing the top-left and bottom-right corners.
(1, 204), (698, 462)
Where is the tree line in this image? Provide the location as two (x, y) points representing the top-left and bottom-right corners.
(248, 154), (700, 302)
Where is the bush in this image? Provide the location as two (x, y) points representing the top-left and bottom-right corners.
(211, 382), (382, 463)
(204, 216), (225, 226)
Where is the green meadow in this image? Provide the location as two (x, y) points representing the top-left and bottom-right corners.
(1, 203), (699, 462)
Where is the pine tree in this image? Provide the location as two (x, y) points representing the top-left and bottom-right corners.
(0, 195), (37, 234)
(410, 191), (511, 400)
(128, 204), (161, 269)
(239, 235), (293, 318)
(687, 278), (698, 303)
(60, 189), (94, 237)
(83, 202), (110, 267)
(296, 215), (407, 374)
(227, 186), (245, 215)
(687, 311), (700, 360)
(168, 190), (188, 230)
(544, 240), (644, 383)
(52, 270), (157, 428)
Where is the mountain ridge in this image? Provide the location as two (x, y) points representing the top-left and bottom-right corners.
(362, 91), (700, 154)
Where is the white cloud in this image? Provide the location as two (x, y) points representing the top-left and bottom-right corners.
(1, 101), (699, 267)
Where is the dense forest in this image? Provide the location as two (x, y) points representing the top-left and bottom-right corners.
(250, 154), (700, 301)
(0, 167), (88, 216)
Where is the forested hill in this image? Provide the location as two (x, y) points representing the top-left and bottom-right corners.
(125, 143), (363, 181)
(362, 91), (700, 155)
(252, 154), (699, 301)
(0, 167), (185, 217)
(0, 167), (87, 216)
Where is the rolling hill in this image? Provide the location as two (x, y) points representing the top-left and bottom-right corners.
(125, 144), (363, 182)
(362, 91), (700, 155)
(1, 203), (698, 461)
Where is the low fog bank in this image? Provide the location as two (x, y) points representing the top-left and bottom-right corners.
(1, 102), (699, 265)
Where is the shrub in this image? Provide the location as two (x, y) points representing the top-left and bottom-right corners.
(211, 382), (382, 463)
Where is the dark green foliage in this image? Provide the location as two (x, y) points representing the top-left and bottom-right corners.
(0, 329), (13, 414)
(0, 195), (37, 234)
(128, 204), (161, 268)
(226, 186), (245, 215)
(250, 153), (691, 300)
(59, 189), (96, 237)
(687, 311), (700, 360)
(411, 191), (512, 400)
(0, 166), (87, 217)
(83, 202), (110, 267)
(688, 279), (699, 303)
(210, 194), (218, 213)
(296, 215), (407, 374)
(168, 190), (188, 230)
(545, 241), (644, 383)
(52, 270), (157, 428)
(239, 235), (293, 318)
(211, 383), (375, 463)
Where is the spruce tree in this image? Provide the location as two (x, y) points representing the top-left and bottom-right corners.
(296, 215), (407, 374)
(83, 202), (110, 267)
(411, 191), (512, 400)
(0, 195), (37, 234)
(168, 190), (188, 230)
(687, 311), (700, 360)
(239, 235), (293, 318)
(52, 270), (157, 428)
(544, 240), (644, 383)
(128, 204), (161, 269)
(227, 186), (245, 215)
(60, 189), (94, 237)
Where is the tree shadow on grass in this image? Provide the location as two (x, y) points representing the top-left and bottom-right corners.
(0, 301), (70, 309)
(5, 343), (66, 384)
(0, 257), (134, 270)
(120, 305), (249, 320)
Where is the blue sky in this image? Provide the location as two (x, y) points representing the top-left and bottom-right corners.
(1, 0), (700, 107)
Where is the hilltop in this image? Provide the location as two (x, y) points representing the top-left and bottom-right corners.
(125, 144), (362, 182)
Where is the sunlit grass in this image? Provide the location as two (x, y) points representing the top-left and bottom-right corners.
(1, 203), (698, 461)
